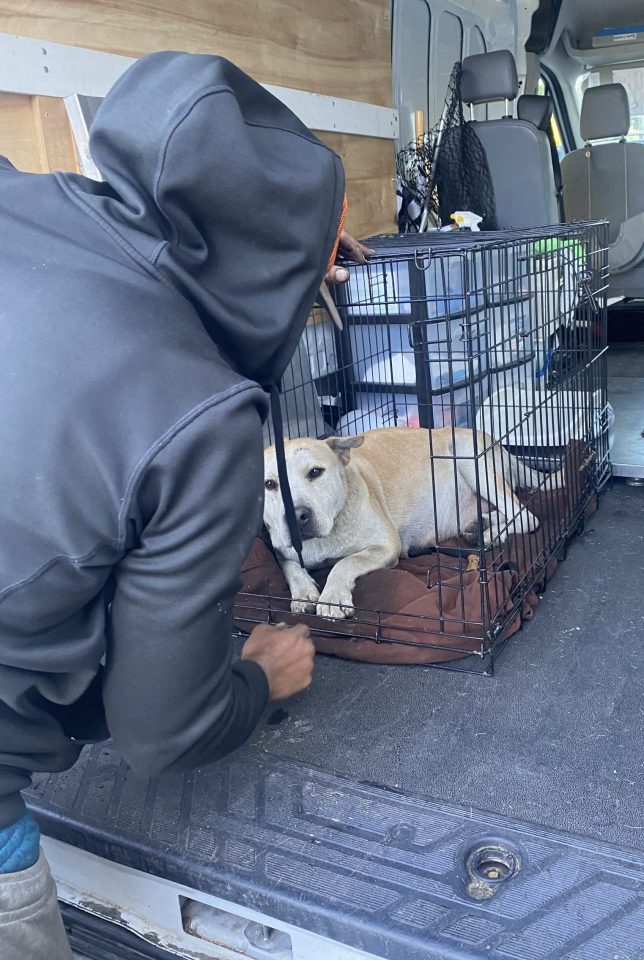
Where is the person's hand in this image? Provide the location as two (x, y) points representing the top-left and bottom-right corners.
(241, 623), (315, 701)
(324, 229), (374, 284)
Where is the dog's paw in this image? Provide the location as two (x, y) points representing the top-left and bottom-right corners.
(290, 584), (320, 615)
(291, 598), (318, 615)
(316, 587), (355, 620)
(462, 517), (489, 546)
(316, 600), (355, 620)
(498, 509), (540, 541)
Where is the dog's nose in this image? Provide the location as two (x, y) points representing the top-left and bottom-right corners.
(295, 506), (311, 528)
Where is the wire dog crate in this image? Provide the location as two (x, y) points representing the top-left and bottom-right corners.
(235, 221), (610, 673)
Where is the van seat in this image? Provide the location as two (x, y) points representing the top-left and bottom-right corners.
(561, 84), (644, 298)
(459, 51), (559, 228)
(517, 94), (564, 220)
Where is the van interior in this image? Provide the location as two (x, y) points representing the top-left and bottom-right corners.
(2, 0), (644, 958)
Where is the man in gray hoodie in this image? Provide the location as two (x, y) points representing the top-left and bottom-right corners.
(0, 50), (359, 958)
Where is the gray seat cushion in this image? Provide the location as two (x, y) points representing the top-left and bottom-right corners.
(457, 51), (559, 228)
(561, 83), (644, 297)
(471, 119), (559, 228)
(517, 94), (553, 131)
(461, 50), (518, 105)
(562, 142), (644, 242)
(517, 94), (564, 220)
(581, 83), (630, 141)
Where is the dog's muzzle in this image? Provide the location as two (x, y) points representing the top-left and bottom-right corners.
(294, 505), (318, 540)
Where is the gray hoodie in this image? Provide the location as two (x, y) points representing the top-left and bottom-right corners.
(0, 51), (344, 826)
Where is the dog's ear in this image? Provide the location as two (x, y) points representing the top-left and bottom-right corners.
(326, 435), (364, 465)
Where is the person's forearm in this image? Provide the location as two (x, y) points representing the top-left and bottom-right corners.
(147, 660), (269, 775)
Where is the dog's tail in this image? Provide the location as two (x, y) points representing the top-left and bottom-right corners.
(457, 431), (566, 492)
(505, 450), (565, 491)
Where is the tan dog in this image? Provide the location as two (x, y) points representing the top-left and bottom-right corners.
(263, 427), (562, 620)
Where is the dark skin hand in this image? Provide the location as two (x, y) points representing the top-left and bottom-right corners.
(241, 623), (315, 701)
(325, 229), (374, 284)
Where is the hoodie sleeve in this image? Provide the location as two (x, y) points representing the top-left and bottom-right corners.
(102, 384), (269, 778)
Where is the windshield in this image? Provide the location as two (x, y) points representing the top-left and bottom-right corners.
(575, 65), (644, 141)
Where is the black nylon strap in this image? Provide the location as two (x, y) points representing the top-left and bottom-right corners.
(269, 385), (305, 568)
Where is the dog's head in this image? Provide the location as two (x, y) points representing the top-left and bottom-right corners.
(263, 435), (364, 554)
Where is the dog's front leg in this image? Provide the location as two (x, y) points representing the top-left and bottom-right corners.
(280, 559), (321, 615)
(316, 546), (398, 620)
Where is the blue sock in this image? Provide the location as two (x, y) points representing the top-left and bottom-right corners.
(0, 813), (40, 874)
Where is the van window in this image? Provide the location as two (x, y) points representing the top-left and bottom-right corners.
(468, 25), (487, 58)
(392, 0), (432, 146)
(575, 66), (644, 142)
(434, 11), (463, 121)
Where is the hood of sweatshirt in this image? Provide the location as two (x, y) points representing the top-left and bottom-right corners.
(83, 51), (345, 385)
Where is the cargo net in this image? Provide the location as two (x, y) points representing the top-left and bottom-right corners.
(397, 61), (497, 232)
(396, 135), (435, 231)
(236, 222), (610, 674)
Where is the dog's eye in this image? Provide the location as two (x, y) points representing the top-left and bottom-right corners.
(307, 467), (325, 481)
(265, 479), (278, 491)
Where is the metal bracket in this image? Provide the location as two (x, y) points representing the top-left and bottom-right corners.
(0, 32), (398, 140)
(63, 94), (102, 179)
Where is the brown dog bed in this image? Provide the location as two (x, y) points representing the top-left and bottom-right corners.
(233, 443), (596, 665)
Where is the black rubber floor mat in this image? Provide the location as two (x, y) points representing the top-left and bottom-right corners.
(27, 745), (644, 960)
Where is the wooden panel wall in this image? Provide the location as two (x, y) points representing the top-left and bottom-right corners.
(0, 0), (392, 106)
(0, 93), (78, 172)
(0, 0), (395, 236)
(320, 132), (394, 240)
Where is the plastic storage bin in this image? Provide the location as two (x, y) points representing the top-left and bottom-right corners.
(476, 386), (610, 450)
(337, 353), (486, 435)
(343, 244), (482, 319)
(346, 318), (478, 388)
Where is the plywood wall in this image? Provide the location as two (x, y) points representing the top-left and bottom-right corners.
(0, 0), (392, 106)
(0, 93), (78, 172)
(0, 0), (396, 236)
(321, 132), (394, 239)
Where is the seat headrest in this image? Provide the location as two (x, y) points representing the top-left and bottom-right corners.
(460, 50), (519, 106)
(517, 94), (553, 131)
(580, 83), (630, 141)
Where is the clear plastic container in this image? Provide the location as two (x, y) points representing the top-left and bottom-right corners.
(336, 361), (485, 435)
(343, 252), (480, 319)
(477, 386), (609, 450)
(336, 395), (418, 435)
(347, 318), (482, 388)
(487, 297), (535, 379)
(347, 323), (418, 386)
(302, 319), (338, 379)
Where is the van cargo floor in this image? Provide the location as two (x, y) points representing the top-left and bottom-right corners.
(27, 482), (644, 959)
(249, 480), (644, 852)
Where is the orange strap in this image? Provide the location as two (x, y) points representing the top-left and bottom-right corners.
(326, 194), (348, 271)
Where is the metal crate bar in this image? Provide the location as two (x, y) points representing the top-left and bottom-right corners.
(240, 221), (610, 675)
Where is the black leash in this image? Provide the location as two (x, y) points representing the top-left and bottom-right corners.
(269, 385), (305, 568)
